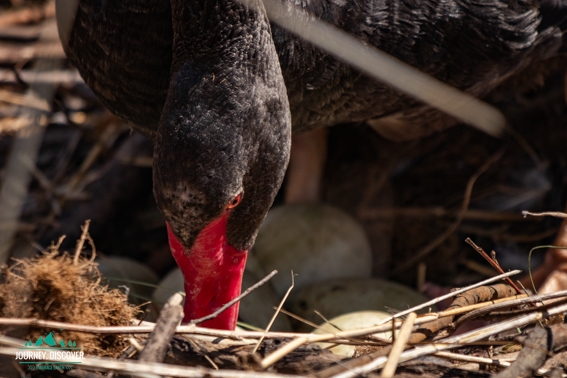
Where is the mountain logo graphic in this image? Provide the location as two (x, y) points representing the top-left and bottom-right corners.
(23, 332), (77, 348)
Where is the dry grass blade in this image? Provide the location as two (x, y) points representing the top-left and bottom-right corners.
(275, 307), (322, 330)
(253, 271), (294, 354)
(381, 312), (417, 378)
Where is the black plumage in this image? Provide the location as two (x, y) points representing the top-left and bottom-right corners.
(61, 0), (567, 249)
(58, 0), (567, 327)
(64, 0), (567, 135)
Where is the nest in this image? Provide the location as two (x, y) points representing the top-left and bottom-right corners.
(0, 234), (139, 357)
(1, 257), (567, 377)
(2, 1), (567, 377)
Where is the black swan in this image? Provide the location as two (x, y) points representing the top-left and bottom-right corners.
(57, 0), (567, 329)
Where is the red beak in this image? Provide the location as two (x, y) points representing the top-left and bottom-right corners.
(166, 214), (248, 330)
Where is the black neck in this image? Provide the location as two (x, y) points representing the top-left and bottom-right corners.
(155, 0), (291, 251)
(170, 0), (270, 64)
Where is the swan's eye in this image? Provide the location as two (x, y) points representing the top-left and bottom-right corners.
(225, 193), (242, 210)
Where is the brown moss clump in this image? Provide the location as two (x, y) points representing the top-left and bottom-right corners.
(0, 243), (139, 357)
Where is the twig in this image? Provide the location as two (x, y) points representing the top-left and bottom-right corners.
(457, 290), (567, 316)
(190, 270), (278, 325)
(434, 350), (511, 368)
(261, 336), (310, 369)
(454, 297), (567, 329)
(0, 346), (302, 378)
(128, 338), (143, 353)
(139, 293), (184, 363)
(0, 315), (456, 342)
(360, 207), (535, 222)
(313, 310), (340, 332)
(253, 271), (294, 354)
(261, 321), (406, 369)
(275, 307), (322, 330)
(458, 225), (557, 244)
(436, 294), (528, 318)
(260, 270), (521, 369)
(329, 301), (567, 378)
(0, 317), (303, 339)
(493, 324), (567, 378)
(381, 312), (417, 378)
(380, 270), (521, 324)
(50, 235), (66, 252)
(522, 211), (567, 219)
(465, 238), (523, 294)
(73, 220), (91, 264)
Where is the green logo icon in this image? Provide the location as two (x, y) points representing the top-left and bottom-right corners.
(18, 331), (83, 371)
(23, 332), (77, 348)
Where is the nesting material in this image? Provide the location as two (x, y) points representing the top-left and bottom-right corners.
(0, 245), (139, 357)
